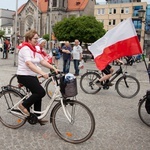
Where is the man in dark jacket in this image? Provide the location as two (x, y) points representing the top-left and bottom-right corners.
(61, 41), (72, 74)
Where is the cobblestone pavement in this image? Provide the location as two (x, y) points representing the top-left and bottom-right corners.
(0, 53), (150, 150)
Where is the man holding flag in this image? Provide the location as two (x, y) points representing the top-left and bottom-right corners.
(89, 18), (142, 86)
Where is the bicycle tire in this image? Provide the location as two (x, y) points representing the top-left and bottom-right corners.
(138, 97), (150, 127)
(0, 89), (26, 129)
(115, 75), (140, 98)
(80, 72), (101, 94)
(45, 78), (56, 99)
(51, 100), (95, 144)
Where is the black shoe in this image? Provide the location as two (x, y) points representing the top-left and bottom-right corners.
(38, 119), (48, 125)
(107, 83), (114, 86)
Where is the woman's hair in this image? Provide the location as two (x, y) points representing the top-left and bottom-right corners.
(24, 29), (38, 42)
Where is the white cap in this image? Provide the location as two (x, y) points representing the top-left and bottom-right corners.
(37, 38), (46, 45)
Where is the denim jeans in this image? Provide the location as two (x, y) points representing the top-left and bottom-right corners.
(63, 59), (71, 74)
(73, 59), (80, 75)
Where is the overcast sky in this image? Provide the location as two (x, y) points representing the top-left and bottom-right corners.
(0, 0), (149, 11)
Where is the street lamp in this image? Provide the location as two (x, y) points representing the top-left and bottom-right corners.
(138, 9), (146, 52)
(14, 0), (18, 67)
(138, 9), (146, 19)
(138, 9), (150, 74)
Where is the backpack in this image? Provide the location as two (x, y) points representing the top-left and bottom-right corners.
(145, 90), (150, 114)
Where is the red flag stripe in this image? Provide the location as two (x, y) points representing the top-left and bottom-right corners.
(94, 36), (142, 70)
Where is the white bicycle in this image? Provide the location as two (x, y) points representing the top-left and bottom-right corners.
(0, 72), (95, 144)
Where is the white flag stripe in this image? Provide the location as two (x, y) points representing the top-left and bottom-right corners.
(89, 18), (137, 58)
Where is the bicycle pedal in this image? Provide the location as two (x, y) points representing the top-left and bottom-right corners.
(103, 86), (109, 90)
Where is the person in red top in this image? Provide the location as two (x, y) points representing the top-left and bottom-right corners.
(36, 38), (52, 64)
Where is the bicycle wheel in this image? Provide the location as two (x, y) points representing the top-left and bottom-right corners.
(116, 75), (140, 98)
(45, 78), (56, 99)
(80, 72), (101, 94)
(138, 97), (150, 127)
(51, 100), (95, 144)
(0, 89), (26, 129)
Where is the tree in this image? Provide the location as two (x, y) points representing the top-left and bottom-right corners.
(0, 30), (5, 39)
(53, 16), (106, 44)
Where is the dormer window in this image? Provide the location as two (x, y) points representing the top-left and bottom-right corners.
(76, 1), (80, 5)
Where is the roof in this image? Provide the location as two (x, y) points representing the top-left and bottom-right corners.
(16, 0), (89, 15)
(67, 0), (89, 11)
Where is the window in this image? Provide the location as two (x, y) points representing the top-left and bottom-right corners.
(62, 0), (65, 7)
(121, 8), (124, 13)
(97, 9), (101, 15)
(113, 19), (116, 25)
(97, 8), (105, 15)
(52, 0), (57, 7)
(26, 15), (33, 26)
(124, 7), (129, 14)
(109, 8), (112, 14)
(113, 9), (116, 14)
(133, 6), (143, 17)
(109, 20), (111, 25)
(8, 28), (11, 34)
(101, 8), (105, 14)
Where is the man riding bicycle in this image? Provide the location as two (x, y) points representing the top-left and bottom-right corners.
(96, 59), (123, 87)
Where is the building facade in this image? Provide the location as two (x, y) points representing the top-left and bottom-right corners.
(12, 0), (96, 47)
(95, 0), (150, 55)
(0, 9), (15, 40)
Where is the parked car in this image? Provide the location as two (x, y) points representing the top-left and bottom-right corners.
(82, 49), (93, 62)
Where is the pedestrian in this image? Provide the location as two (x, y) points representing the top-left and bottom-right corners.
(61, 41), (72, 74)
(51, 43), (61, 68)
(72, 39), (83, 76)
(3, 40), (8, 59)
(36, 37), (52, 64)
(16, 29), (58, 125)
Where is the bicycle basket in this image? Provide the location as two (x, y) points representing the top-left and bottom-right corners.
(60, 75), (78, 98)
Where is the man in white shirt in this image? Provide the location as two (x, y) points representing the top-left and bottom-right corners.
(72, 39), (83, 76)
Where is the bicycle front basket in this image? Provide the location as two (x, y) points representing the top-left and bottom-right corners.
(60, 76), (78, 98)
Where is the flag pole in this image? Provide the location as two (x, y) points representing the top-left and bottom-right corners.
(14, 0), (18, 66)
(36, 0), (39, 31)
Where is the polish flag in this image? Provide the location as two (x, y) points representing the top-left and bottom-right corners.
(89, 18), (142, 70)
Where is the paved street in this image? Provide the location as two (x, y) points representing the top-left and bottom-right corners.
(0, 52), (150, 150)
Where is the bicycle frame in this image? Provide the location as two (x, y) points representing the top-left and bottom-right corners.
(108, 65), (124, 84)
(9, 74), (73, 122)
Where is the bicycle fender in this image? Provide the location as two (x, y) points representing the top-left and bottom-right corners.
(50, 102), (61, 123)
(44, 78), (52, 88)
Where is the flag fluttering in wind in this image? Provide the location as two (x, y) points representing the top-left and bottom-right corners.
(89, 18), (143, 70)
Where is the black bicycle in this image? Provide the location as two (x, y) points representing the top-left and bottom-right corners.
(138, 93), (150, 127)
(80, 64), (140, 98)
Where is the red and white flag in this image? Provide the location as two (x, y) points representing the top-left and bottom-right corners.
(89, 18), (142, 70)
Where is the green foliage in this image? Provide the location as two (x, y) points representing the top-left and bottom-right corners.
(0, 30), (5, 39)
(53, 16), (106, 43)
(43, 34), (49, 41)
